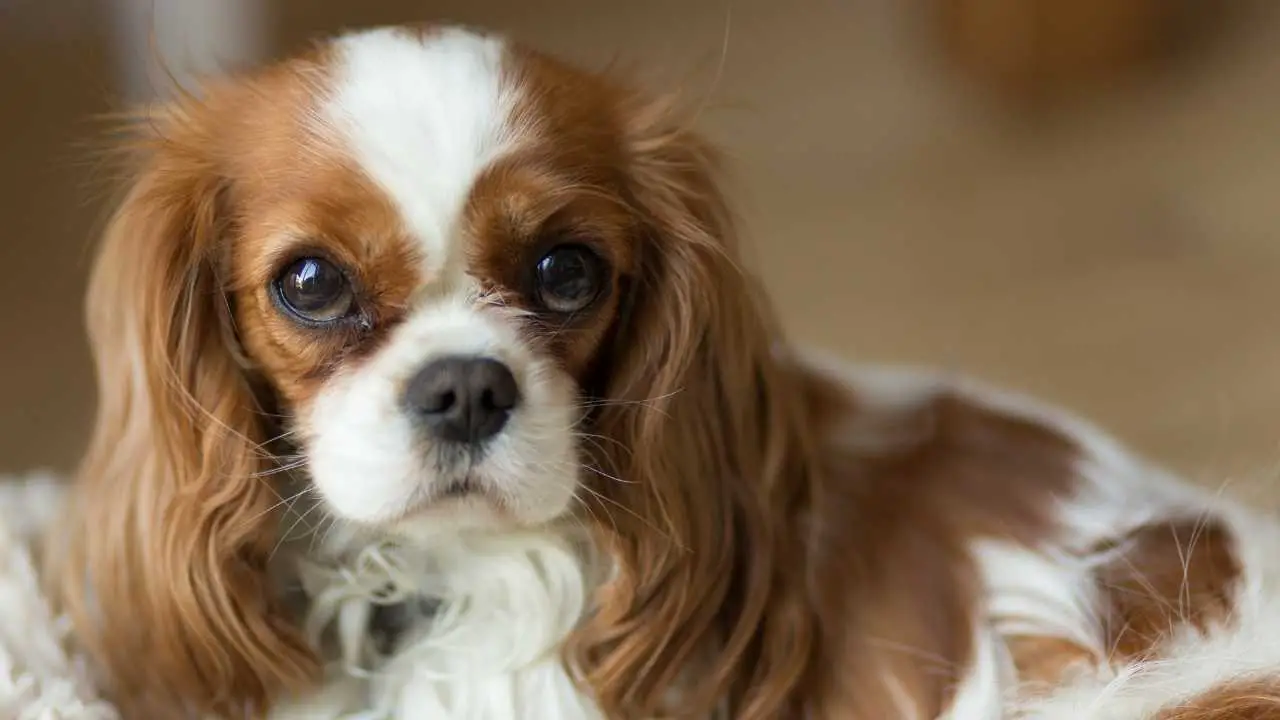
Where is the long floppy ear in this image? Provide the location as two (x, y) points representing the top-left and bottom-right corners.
(51, 108), (318, 716)
(571, 98), (819, 719)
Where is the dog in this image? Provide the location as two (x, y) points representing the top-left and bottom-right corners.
(49, 25), (1280, 719)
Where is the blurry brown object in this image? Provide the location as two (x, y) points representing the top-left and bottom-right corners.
(934, 0), (1205, 107)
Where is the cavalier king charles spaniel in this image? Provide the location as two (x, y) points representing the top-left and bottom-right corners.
(50, 24), (1280, 720)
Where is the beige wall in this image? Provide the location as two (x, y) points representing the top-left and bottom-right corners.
(0, 2), (110, 472)
(4, 1), (1280, 501)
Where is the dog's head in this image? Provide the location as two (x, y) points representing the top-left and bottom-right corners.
(60, 27), (809, 717)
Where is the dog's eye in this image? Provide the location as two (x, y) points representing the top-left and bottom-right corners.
(275, 257), (354, 323)
(534, 245), (604, 313)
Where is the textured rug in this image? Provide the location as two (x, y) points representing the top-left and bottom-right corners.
(0, 472), (118, 719)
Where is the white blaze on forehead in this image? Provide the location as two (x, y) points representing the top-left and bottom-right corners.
(322, 27), (521, 280)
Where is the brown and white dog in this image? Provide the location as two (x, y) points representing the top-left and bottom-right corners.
(50, 24), (1280, 720)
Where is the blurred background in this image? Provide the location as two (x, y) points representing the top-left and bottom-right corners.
(3, 0), (1280, 502)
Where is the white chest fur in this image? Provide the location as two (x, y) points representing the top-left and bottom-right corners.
(269, 530), (602, 720)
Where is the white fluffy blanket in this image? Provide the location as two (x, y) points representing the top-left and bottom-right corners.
(0, 473), (119, 719)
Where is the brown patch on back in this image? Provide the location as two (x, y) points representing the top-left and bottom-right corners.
(1097, 517), (1241, 660)
(1156, 677), (1280, 719)
(800, 366), (1084, 718)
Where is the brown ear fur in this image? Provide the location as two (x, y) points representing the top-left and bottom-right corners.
(50, 105), (318, 716)
(568, 98), (821, 719)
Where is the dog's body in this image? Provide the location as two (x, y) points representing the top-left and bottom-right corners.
(265, 357), (1280, 719)
(47, 25), (1280, 719)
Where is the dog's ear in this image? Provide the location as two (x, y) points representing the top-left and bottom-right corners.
(51, 101), (318, 717)
(570, 96), (818, 719)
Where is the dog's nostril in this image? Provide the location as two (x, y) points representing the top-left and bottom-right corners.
(403, 356), (520, 444)
(482, 379), (518, 412)
(423, 389), (456, 414)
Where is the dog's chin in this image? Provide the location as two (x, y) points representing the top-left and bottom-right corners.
(330, 472), (579, 548)
(385, 487), (519, 544)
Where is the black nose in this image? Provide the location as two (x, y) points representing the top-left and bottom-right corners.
(403, 356), (520, 443)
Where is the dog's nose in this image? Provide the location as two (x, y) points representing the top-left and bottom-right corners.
(404, 356), (520, 443)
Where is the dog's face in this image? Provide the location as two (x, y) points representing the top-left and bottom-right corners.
(221, 29), (642, 537)
(67, 25), (780, 717)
